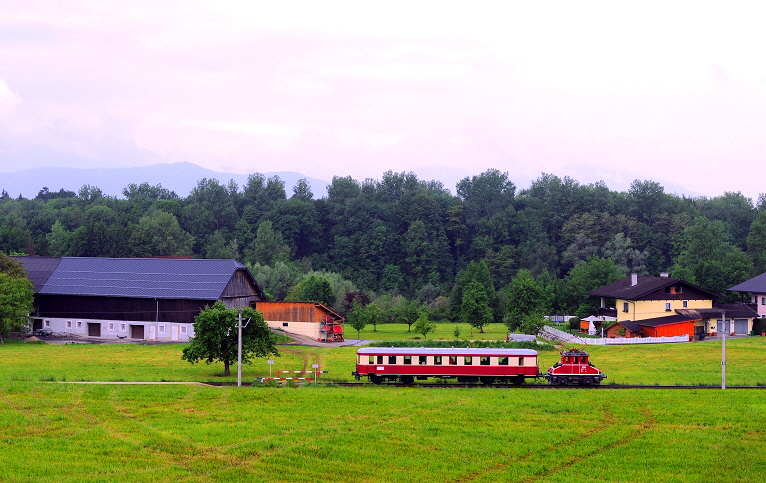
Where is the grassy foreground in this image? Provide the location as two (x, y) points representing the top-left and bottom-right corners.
(1, 383), (765, 482)
(2, 337), (766, 482)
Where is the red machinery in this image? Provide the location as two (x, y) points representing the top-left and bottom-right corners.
(545, 348), (607, 385)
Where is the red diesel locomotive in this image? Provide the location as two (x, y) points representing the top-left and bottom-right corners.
(352, 347), (606, 385)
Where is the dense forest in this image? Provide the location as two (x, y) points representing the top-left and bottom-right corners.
(2, 170), (765, 330)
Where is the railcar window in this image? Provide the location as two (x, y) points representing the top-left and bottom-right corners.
(498, 356), (508, 365)
(518, 357), (524, 366)
(388, 355), (396, 364)
(464, 356), (472, 365)
(377, 356), (383, 364)
(449, 356), (458, 365)
(480, 356), (490, 366)
(434, 356), (442, 365)
(419, 356), (427, 365)
(403, 355), (412, 365)
(368, 355), (374, 364)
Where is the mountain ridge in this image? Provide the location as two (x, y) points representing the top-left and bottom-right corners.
(0, 162), (331, 199)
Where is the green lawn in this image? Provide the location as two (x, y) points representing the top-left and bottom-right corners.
(2, 338), (766, 481)
(348, 322), (511, 341)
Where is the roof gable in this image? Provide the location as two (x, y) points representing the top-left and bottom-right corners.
(588, 275), (719, 300)
(21, 257), (262, 300)
(729, 272), (766, 294)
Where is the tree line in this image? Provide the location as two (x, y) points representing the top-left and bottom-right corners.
(2, 170), (765, 333)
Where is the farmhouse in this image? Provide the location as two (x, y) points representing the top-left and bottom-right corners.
(728, 272), (766, 318)
(590, 273), (757, 339)
(257, 301), (344, 342)
(14, 256), (266, 341)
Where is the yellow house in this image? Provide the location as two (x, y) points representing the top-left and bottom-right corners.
(589, 273), (756, 338)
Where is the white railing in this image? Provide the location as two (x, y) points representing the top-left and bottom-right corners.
(541, 326), (689, 345)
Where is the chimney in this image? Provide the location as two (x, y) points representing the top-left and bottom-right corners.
(631, 273), (638, 286)
(660, 272), (669, 278)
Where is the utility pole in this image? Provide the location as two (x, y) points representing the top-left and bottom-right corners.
(238, 308), (243, 387)
(721, 308), (726, 390)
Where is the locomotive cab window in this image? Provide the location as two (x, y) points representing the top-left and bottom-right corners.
(480, 356), (490, 366)
(403, 355), (412, 365)
(419, 356), (427, 365)
(464, 356), (472, 365)
(388, 355), (397, 364)
(498, 356), (509, 366)
(449, 356), (458, 365)
(434, 356), (442, 365)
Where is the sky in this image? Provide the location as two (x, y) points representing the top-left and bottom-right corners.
(1, 1), (765, 201)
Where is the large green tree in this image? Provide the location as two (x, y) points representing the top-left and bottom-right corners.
(504, 269), (550, 333)
(562, 256), (624, 316)
(460, 280), (493, 333)
(181, 301), (278, 377)
(0, 253), (34, 343)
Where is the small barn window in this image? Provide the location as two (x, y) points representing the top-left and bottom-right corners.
(44, 320), (50, 328)
(282, 322), (288, 327)
(76, 321), (82, 329)
(159, 325), (166, 335)
(498, 356), (509, 366)
(403, 356), (412, 365)
(180, 326), (188, 334)
(120, 323), (126, 332)
(108, 322), (114, 331)
(388, 355), (396, 364)
(66, 320), (72, 328)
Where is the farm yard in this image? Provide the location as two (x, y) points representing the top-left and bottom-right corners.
(1, 335), (766, 482)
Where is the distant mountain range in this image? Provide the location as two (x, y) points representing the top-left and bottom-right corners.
(0, 162), (331, 199)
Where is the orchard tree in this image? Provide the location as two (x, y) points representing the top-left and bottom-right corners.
(413, 310), (436, 339)
(460, 280), (493, 333)
(181, 301), (278, 377)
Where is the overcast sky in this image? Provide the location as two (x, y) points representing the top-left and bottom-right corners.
(1, 2), (765, 201)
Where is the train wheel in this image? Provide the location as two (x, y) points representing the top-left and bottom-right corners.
(548, 376), (558, 385)
(511, 377), (524, 386)
(583, 376), (594, 386)
(370, 375), (383, 385)
(480, 377), (495, 385)
(400, 376), (415, 385)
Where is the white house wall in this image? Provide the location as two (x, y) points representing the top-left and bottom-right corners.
(266, 320), (320, 339)
(33, 317), (194, 342)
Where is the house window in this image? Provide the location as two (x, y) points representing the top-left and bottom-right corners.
(120, 323), (126, 332)
(388, 355), (396, 364)
(665, 303), (671, 312)
(622, 302), (629, 313)
(108, 322), (114, 331)
(682, 300), (688, 308)
(44, 320), (51, 328)
(66, 320), (72, 329)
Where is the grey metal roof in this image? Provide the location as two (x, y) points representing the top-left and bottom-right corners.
(633, 314), (700, 327)
(729, 272), (766, 293)
(37, 257), (251, 300)
(11, 256), (62, 292)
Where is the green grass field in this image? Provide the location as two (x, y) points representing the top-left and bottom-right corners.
(2, 334), (766, 482)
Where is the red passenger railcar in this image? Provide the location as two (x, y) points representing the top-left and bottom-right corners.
(353, 347), (540, 385)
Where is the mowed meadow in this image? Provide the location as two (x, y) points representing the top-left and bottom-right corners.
(2, 333), (766, 482)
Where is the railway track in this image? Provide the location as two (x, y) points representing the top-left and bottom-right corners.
(326, 382), (766, 389)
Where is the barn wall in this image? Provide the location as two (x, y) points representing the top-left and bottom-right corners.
(266, 320), (320, 339)
(36, 295), (213, 324)
(257, 302), (325, 322)
(221, 270), (265, 309)
(36, 317), (194, 341)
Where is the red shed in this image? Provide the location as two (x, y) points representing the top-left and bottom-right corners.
(635, 315), (699, 339)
